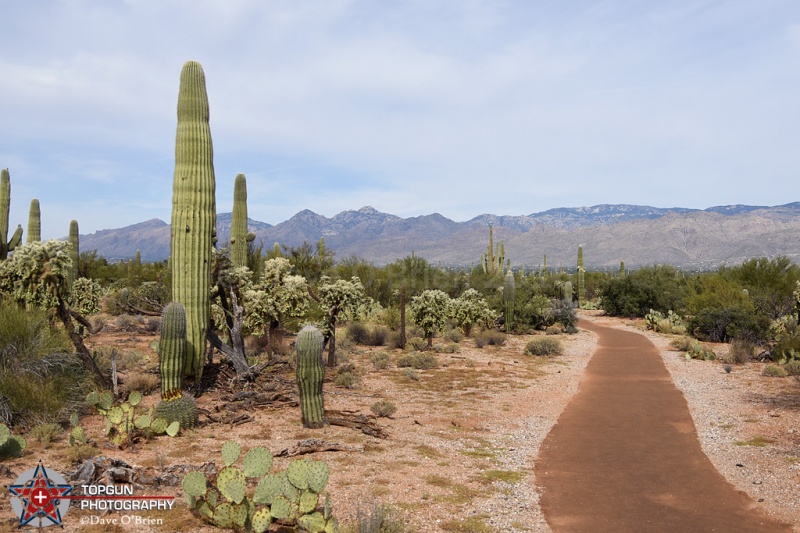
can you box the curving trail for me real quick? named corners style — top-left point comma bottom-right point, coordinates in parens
top-left (535, 319), bottom-right (791, 533)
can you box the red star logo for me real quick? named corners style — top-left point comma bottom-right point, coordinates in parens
top-left (9, 463), bottom-right (72, 526)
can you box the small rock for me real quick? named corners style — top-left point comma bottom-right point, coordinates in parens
top-left (753, 481), bottom-right (763, 485)
top-left (736, 463), bottom-right (744, 468)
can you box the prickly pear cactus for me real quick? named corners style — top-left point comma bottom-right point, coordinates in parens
top-left (296, 325), bottom-right (327, 428)
top-left (0, 423), bottom-right (26, 459)
top-left (182, 442), bottom-right (338, 532)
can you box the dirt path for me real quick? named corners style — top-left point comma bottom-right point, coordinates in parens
top-left (535, 319), bottom-right (792, 533)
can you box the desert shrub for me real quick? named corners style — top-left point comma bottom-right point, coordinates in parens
top-left (670, 336), bottom-right (694, 351)
top-left (144, 316), bottom-right (160, 332)
top-left (783, 360), bottom-right (800, 376)
top-left (346, 322), bottom-right (370, 345)
top-left (387, 331), bottom-right (404, 349)
top-left (29, 422), bottom-right (63, 448)
top-left (433, 343), bottom-right (460, 354)
top-left (524, 337), bottom-right (563, 356)
top-left (346, 502), bottom-right (410, 533)
top-left (366, 325), bottom-right (390, 347)
top-left (474, 334), bottom-right (487, 348)
top-left (91, 347), bottom-right (144, 372)
top-left (549, 298), bottom-right (578, 331)
top-left (727, 339), bottom-right (753, 364)
top-left (483, 330), bottom-right (507, 346)
top-left (115, 314), bottom-right (139, 331)
top-left (600, 265), bottom-right (686, 318)
top-left (370, 352), bottom-right (392, 370)
top-left (401, 368), bottom-right (420, 381)
top-left (762, 364), bottom-right (788, 377)
top-left (720, 256), bottom-right (800, 320)
top-left (396, 353), bottom-right (438, 370)
top-left (545, 323), bottom-right (565, 335)
top-left (0, 301), bottom-right (87, 426)
top-left (443, 328), bottom-right (464, 343)
top-left (406, 337), bottom-right (428, 351)
top-left (370, 400), bottom-right (397, 418)
top-left (686, 274), bottom-right (770, 343)
top-left (335, 371), bottom-right (361, 389)
top-left (124, 372), bottom-right (160, 394)
top-left (772, 321), bottom-right (800, 364)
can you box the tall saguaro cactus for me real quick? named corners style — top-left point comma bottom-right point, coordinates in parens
top-left (577, 245), bottom-right (586, 308)
top-left (482, 224), bottom-right (505, 276)
top-left (170, 60), bottom-right (216, 382)
top-left (503, 270), bottom-right (516, 332)
top-left (0, 169), bottom-right (23, 260)
top-left (230, 173), bottom-right (254, 268)
top-left (296, 325), bottom-right (327, 428)
top-left (67, 220), bottom-right (79, 289)
top-left (26, 199), bottom-right (41, 244)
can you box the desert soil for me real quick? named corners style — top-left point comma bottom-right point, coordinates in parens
top-left (0, 311), bottom-right (798, 532)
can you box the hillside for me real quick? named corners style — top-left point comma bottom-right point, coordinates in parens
top-left (77, 203), bottom-right (800, 269)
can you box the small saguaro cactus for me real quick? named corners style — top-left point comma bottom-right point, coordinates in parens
top-left (503, 270), bottom-right (516, 332)
top-left (562, 280), bottom-right (573, 302)
top-left (170, 60), bottom-right (216, 383)
top-left (26, 199), bottom-right (41, 244)
top-left (577, 245), bottom-right (585, 308)
top-left (67, 220), bottom-right (79, 289)
top-left (296, 325), bottom-right (327, 429)
top-left (619, 261), bottom-right (625, 278)
top-left (230, 173), bottom-right (255, 268)
top-left (0, 168), bottom-right (23, 260)
top-left (154, 302), bottom-right (198, 428)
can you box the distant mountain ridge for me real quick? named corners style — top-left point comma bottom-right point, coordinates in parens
top-left (78, 203), bottom-right (800, 269)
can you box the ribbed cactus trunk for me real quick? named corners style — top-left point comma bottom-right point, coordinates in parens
top-left (503, 270), bottom-right (516, 333)
top-left (577, 245), bottom-right (585, 308)
top-left (26, 199), bottom-right (40, 244)
top-left (619, 261), bottom-right (625, 278)
top-left (0, 169), bottom-right (22, 260)
top-left (159, 302), bottom-right (187, 399)
top-left (67, 220), bottom-right (79, 289)
top-left (296, 326), bottom-right (327, 428)
top-left (230, 173), bottom-right (249, 268)
top-left (562, 280), bottom-right (573, 302)
top-left (170, 60), bottom-right (216, 382)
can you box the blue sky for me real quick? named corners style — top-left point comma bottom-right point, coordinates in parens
top-left (1, 0), bottom-right (799, 240)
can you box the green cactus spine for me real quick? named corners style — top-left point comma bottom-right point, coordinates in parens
top-left (26, 198), bottom-right (40, 244)
top-left (296, 325), bottom-right (327, 429)
top-left (67, 220), bottom-right (79, 289)
top-left (230, 173), bottom-right (250, 268)
top-left (577, 245), bottom-right (585, 308)
top-left (503, 270), bottom-right (516, 332)
top-left (170, 60), bottom-right (216, 381)
top-left (0, 169), bottom-right (22, 260)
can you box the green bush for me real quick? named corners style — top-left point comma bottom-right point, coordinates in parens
top-left (401, 368), bottom-right (420, 381)
top-left (600, 265), bottom-right (686, 318)
top-left (762, 364), bottom-right (788, 377)
top-left (670, 336), bottom-right (694, 352)
top-left (334, 371), bottom-right (361, 389)
top-left (370, 351), bottom-right (392, 370)
top-left (475, 330), bottom-right (506, 347)
top-left (783, 360), bottom-right (800, 376)
top-left (433, 343), bottom-right (460, 354)
top-left (345, 502), bottom-right (410, 533)
top-left (396, 353), bottom-right (438, 370)
top-left (346, 322), bottom-right (370, 345)
top-left (524, 337), bottom-right (563, 356)
top-left (370, 400), bottom-right (397, 418)
top-left (0, 300), bottom-right (87, 426)
top-left (727, 339), bottom-right (753, 364)
top-left (366, 325), bottom-right (390, 347)
top-left (29, 422), bottom-right (63, 448)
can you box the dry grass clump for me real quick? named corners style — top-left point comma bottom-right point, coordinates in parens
top-left (370, 400), bottom-right (397, 418)
top-left (762, 364), bottom-right (788, 378)
top-left (369, 351), bottom-right (392, 370)
top-left (474, 330), bottom-right (506, 348)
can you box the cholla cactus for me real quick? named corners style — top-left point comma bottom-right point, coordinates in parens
top-left (170, 60), bottom-right (216, 382)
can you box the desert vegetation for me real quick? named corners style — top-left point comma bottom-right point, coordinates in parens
top-left (1, 60), bottom-right (798, 532)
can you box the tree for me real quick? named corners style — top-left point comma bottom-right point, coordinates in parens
top-left (243, 257), bottom-right (310, 345)
top-left (410, 289), bottom-right (451, 349)
top-left (313, 276), bottom-right (367, 367)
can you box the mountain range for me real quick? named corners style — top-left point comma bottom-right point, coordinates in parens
top-left (78, 203), bottom-right (800, 270)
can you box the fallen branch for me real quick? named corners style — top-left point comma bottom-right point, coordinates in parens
top-left (326, 409), bottom-right (389, 439)
top-left (275, 438), bottom-right (363, 457)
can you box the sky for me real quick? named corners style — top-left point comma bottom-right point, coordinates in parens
top-left (1, 0), bottom-right (800, 240)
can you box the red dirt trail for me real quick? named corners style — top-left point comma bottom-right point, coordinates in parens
top-left (535, 319), bottom-right (791, 533)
